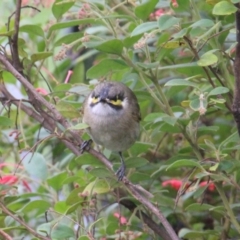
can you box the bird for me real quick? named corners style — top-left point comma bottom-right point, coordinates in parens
top-left (81, 81), bottom-right (141, 181)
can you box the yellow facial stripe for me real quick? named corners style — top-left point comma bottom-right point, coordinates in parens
top-left (108, 99), bottom-right (122, 106)
top-left (91, 97), bottom-right (99, 104)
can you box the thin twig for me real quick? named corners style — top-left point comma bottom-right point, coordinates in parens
top-left (10, 0), bottom-right (22, 71)
top-left (0, 201), bottom-right (51, 240)
top-left (183, 36), bottom-right (216, 88)
top-left (0, 81), bottom-right (178, 239)
top-left (125, 180), bottom-right (179, 240)
top-left (232, 3), bottom-right (240, 135)
top-left (0, 51), bottom-right (179, 240)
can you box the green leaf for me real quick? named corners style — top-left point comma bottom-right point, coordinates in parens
top-left (166, 159), bottom-right (203, 171)
top-left (20, 25), bottom-right (44, 38)
top-left (208, 86), bottom-right (229, 96)
top-left (123, 34), bottom-right (142, 48)
top-left (23, 152), bottom-right (48, 180)
top-left (144, 112), bottom-right (168, 122)
top-left (125, 157), bottom-right (148, 168)
top-left (189, 98), bottom-right (207, 111)
top-left (75, 154), bottom-right (104, 167)
top-left (68, 123), bottom-right (89, 130)
top-left (218, 160), bottom-right (235, 172)
top-left (89, 168), bottom-right (112, 178)
top-left (87, 59), bottom-right (128, 78)
top-left (172, 28), bottom-right (189, 39)
top-left (209, 163), bottom-right (219, 171)
top-left (185, 203), bottom-right (214, 212)
top-left (66, 188), bottom-right (84, 205)
top-left (204, 139), bottom-right (216, 150)
top-left (164, 79), bottom-right (198, 88)
top-left (95, 39), bottom-right (124, 55)
top-left (54, 201), bottom-right (68, 214)
top-left (52, 0), bottom-right (75, 19)
top-left (138, 62), bottom-right (198, 70)
top-left (49, 19), bottom-right (102, 33)
top-left (47, 172), bottom-right (68, 191)
top-left (190, 19), bottom-right (214, 28)
top-left (51, 224), bottom-right (75, 239)
top-left (212, 1), bottom-right (237, 15)
top-left (55, 32), bottom-right (83, 46)
top-left (198, 126), bottom-right (219, 133)
top-left (37, 222), bottom-right (51, 235)
top-left (0, 116), bottom-right (13, 127)
top-left (219, 131), bottom-right (239, 149)
top-left (197, 52), bottom-right (218, 66)
top-left (78, 236), bottom-right (90, 240)
top-left (131, 22), bottom-right (158, 36)
top-left (31, 52), bottom-right (53, 62)
top-left (20, 200), bottom-right (51, 215)
top-left (179, 228), bottom-right (218, 238)
top-left (56, 101), bottom-right (80, 119)
top-left (0, 30), bottom-right (15, 37)
top-left (135, 0), bottom-right (159, 20)
top-left (162, 115), bottom-right (177, 126)
top-left (83, 179), bottom-right (111, 194)
top-left (144, 112), bottom-right (177, 125)
top-left (158, 15), bottom-right (180, 31)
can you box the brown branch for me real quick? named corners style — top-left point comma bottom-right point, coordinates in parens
top-left (184, 36), bottom-right (232, 112)
top-left (120, 198), bottom-right (172, 240)
top-left (0, 53), bottom-right (81, 145)
top-left (232, 3), bottom-right (240, 135)
top-left (0, 200), bottom-right (51, 240)
top-left (0, 85), bottom-right (54, 133)
top-left (183, 36), bottom-right (216, 87)
top-left (125, 181), bottom-right (179, 240)
top-left (11, 0), bottom-right (22, 72)
top-left (0, 54), bottom-right (179, 240)
top-left (0, 83), bottom-right (177, 239)
top-left (0, 229), bottom-right (12, 240)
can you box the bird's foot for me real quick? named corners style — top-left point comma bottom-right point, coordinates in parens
top-left (115, 164), bottom-right (126, 181)
top-left (80, 139), bottom-right (93, 153)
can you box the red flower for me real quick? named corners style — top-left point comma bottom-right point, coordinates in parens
top-left (162, 179), bottom-right (183, 190)
top-left (162, 179), bottom-right (215, 192)
top-left (22, 180), bottom-right (32, 192)
top-left (171, 0), bottom-right (179, 8)
top-left (0, 175), bottom-right (18, 185)
top-left (113, 212), bottom-right (127, 225)
top-left (199, 181), bottom-right (215, 191)
top-left (149, 9), bottom-right (165, 20)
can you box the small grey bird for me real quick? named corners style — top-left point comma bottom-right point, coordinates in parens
top-left (82, 81), bottom-right (141, 180)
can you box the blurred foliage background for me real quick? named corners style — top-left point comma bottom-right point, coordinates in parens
top-left (0, 0), bottom-right (240, 239)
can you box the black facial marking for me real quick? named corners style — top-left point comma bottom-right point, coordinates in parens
top-left (90, 83), bottom-right (125, 110)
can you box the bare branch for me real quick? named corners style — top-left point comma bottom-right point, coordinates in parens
top-left (0, 229), bottom-right (13, 240)
top-left (232, 3), bottom-right (240, 135)
top-left (119, 197), bottom-right (172, 240)
top-left (10, 0), bottom-right (22, 71)
top-left (0, 41), bottom-right (179, 240)
top-left (0, 200), bottom-right (51, 240)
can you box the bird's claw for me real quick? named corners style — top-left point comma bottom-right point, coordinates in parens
top-left (80, 139), bottom-right (93, 153)
top-left (115, 164), bottom-right (126, 181)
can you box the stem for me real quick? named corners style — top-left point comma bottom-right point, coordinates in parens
top-left (121, 53), bottom-right (166, 109)
top-left (216, 183), bottom-right (240, 234)
top-left (0, 201), bottom-right (51, 240)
